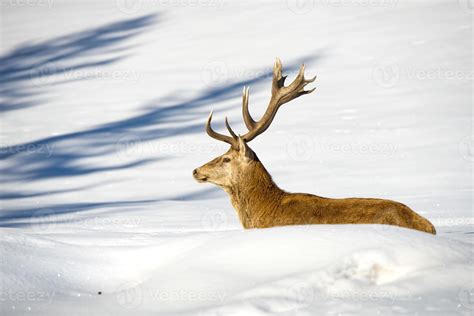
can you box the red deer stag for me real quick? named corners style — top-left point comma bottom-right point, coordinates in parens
top-left (193, 58), bottom-right (436, 234)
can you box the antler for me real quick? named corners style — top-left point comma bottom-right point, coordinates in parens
top-left (241, 58), bottom-right (316, 142)
top-left (205, 58), bottom-right (316, 147)
top-left (206, 111), bottom-right (239, 148)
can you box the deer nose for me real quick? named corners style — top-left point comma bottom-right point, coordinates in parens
top-left (192, 169), bottom-right (198, 176)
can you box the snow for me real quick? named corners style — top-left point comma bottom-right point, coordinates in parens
top-left (0, 0), bottom-right (472, 315)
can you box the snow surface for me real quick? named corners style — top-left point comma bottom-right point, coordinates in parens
top-left (0, 0), bottom-right (473, 315)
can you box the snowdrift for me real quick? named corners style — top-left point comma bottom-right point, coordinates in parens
top-left (1, 201), bottom-right (473, 315)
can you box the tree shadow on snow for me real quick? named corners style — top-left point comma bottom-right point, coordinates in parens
top-left (0, 55), bottom-right (322, 181)
top-left (0, 12), bottom-right (325, 224)
top-left (0, 13), bottom-right (158, 113)
top-left (0, 187), bottom-right (223, 227)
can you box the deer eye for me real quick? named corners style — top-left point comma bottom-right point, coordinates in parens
top-left (222, 157), bottom-right (231, 163)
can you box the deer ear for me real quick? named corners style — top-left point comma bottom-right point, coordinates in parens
top-left (237, 136), bottom-right (254, 160)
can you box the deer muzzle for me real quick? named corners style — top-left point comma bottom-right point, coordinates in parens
top-left (192, 168), bottom-right (208, 182)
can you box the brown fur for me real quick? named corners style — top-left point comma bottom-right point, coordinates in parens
top-left (193, 59), bottom-right (436, 234)
top-left (193, 143), bottom-right (436, 234)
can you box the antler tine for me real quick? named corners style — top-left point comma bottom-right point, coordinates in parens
top-left (242, 86), bottom-right (256, 130)
top-left (241, 58), bottom-right (316, 142)
top-left (286, 64), bottom-right (316, 93)
top-left (225, 117), bottom-right (238, 139)
top-left (206, 111), bottom-right (238, 148)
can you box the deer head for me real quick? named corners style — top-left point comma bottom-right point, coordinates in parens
top-left (193, 58), bottom-right (316, 191)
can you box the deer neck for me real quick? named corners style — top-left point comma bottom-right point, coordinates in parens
top-left (225, 160), bottom-right (284, 228)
